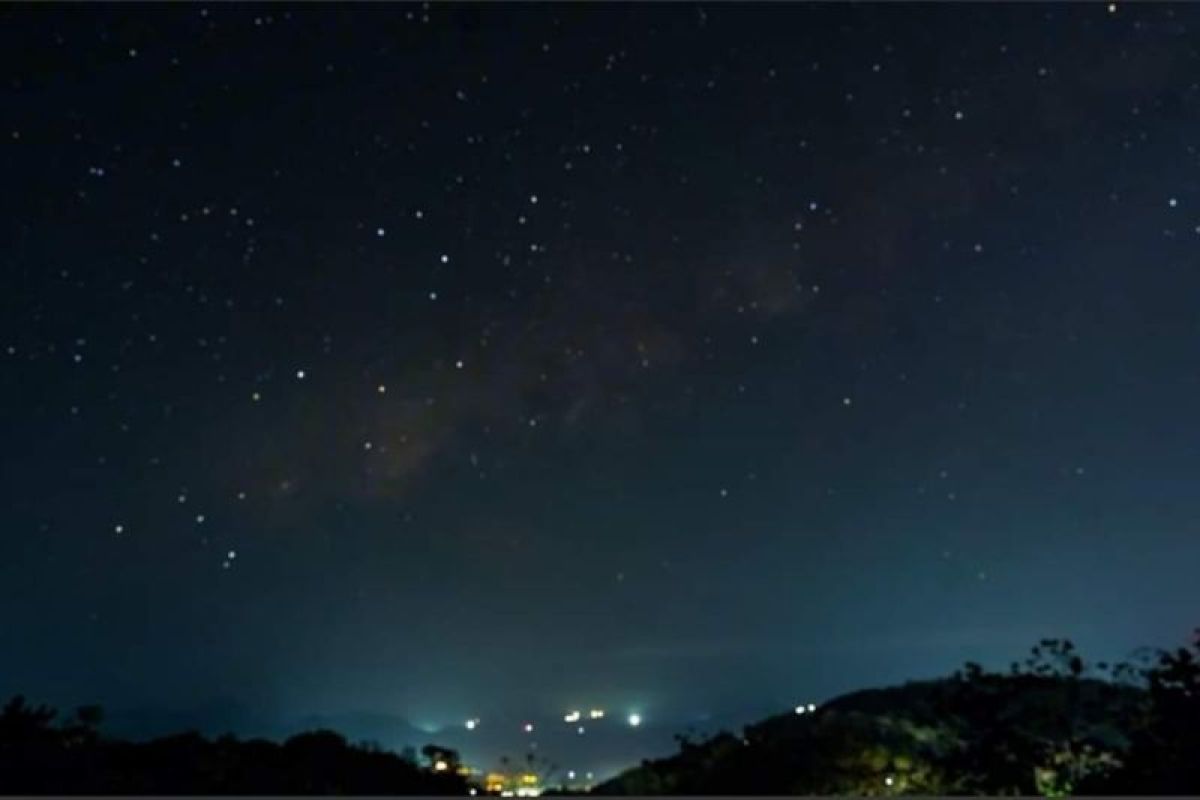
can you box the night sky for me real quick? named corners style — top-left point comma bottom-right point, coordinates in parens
top-left (3, 0), bottom-right (1200, 778)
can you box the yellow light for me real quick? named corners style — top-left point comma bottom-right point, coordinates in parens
top-left (434, 760), bottom-right (449, 772)
top-left (589, 708), bottom-right (605, 719)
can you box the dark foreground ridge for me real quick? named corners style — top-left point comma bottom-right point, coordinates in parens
top-left (3, 632), bottom-right (1200, 795)
top-left (592, 633), bottom-right (1200, 796)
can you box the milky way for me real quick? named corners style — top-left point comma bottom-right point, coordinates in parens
top-left (3, 0), bottom-right (1200, 777)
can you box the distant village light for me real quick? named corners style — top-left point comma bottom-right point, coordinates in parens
top-left (627, 713), bottom-right (642, 727)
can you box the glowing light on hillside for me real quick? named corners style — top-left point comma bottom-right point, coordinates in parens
top-left (627, 713), bottom-right (642, 727)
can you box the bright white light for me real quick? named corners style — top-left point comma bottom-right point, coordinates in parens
top-left (807, 703), bottom-right (816, 712)
top-left (567, 771), bottom-right (576, 780)
top-left (465, 719), bottom-right (477, 730)
top-left (376, 227), bottom-right (386, 237)
top-left (589, 709), bottom-right (605, 719)
top-left (627, 713), bottom-right (642, 727)
top-left (523, 723), bottom-right (534, 733)
top-left (469, 790), bottom-right (478, 796)
top-left (296, 369), bottom-right (306, 380)
top-left (577, 725), bottom-right (585, 735)
top-left (434, 760), bottom-right (448, 772)
top-left (377, 384), bottom-right (387, 394)
top-left (563, 711), bottom-right (581, 723)
top-left (440, 254), bottom-right (450, 264)
top-left (885, 776), bottom-right (895, 787)
top-left (227, 550), bottom-right (237, 560)
top-left (795, 705), bottom-right (807, 715)
top-left (114, 524), bottom-right (124, 534)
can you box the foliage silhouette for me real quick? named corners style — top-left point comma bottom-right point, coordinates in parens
top-left (0, 696), bottom-right (468, 794)
top-left (5, 631), bottom-right (1200, 794)
top-left (596, 631), bottom-right (1200, 796)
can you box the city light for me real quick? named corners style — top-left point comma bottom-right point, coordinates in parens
top-left (434, 760), bottom-right (449, 772)
top-left (563, 710), bottom-right (581, 723)
top-left (808, 703), bottom-right (817, 712)
top-left (588, 708), bottom-right (605, 719)
top-left (627, 713), bottom-right (642, 727)
top-left (465, 718), bottom-right (478, 730)
top-left (795, 705), bottom-right (807, 715)
top-left (577, 725), bottom-right (586, 735)
top-left (567, 771), bottom-right (576, 780)
top-left (523, 722), bottom-right (534, 733)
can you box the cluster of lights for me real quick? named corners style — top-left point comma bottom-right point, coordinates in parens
top-left (565, 707), bottom-right (612, 723)
top-left (794, 702), bottom-right (818, 715)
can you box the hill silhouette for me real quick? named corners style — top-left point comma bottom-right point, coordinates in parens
top-left (3, 633), bottom-right (1199, 794)
top-left (0, 698), bottom-right (469, 794)
top-left (594, 635), bottom-right (1200, 795)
